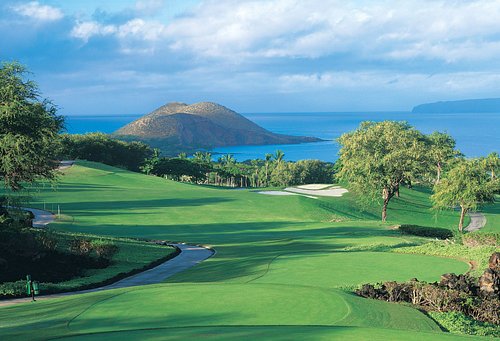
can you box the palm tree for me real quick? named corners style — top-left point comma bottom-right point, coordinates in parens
top-left (274, 150), bottom-right (285, 164)
top-left (265, 153), bottom-right (273, 186)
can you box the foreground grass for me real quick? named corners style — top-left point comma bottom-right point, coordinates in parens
top-left (0, 161), bottom-right (497, 340)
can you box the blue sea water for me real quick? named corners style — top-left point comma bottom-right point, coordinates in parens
top-left (65, 112), bottom-right (500, 162)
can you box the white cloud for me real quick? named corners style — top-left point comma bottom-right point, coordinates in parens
top-left (71, 21), bottom-right (117, 43)
top-left (162, 0), bottom-right (500, 63)
top-left (12, 1), bottom-right (63, 22)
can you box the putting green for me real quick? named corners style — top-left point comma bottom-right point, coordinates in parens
top-left (251, 251), bottom-right (469, 287)
top-left (54, 326), bottom-right (485, 340)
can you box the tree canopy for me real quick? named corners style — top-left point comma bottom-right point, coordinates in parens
top-left (0, 62), bottom-right (64, 192)
top-left (432, 159), bottom-right (498, 232)
top-left (337, 121), bottom-right (427, 222)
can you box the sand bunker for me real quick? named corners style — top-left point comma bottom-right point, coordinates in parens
top-left (258, 191), bottom-right (318, 199)
top-left (296, 184), bottom-right (333, 190)
top-left (284, 186), bottom-right (348, 197)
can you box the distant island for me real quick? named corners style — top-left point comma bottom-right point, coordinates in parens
top-left (412, 98), bottom-right (500, 113)
top-left (113, 102), bottom-right (321, 155)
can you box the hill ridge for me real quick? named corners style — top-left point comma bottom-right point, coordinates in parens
top-left (114, 101), bottom-right (321, 155)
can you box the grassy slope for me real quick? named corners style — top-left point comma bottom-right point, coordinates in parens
top-left (0, 161), bottom-right (496, 340)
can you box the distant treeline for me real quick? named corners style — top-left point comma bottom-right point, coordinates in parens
top-left (143, 150), bottom-right (335, 188)
top-left (58, 133), bottom-right (152, 172)
top-left (57, 133), bottom-right (335, 187)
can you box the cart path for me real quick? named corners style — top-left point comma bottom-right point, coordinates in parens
top-left (465, 212), bottom-right (487, 232)
top-left (0, 208), bottom-right (214, 307)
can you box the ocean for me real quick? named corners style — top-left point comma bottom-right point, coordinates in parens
top-left (65, 112), bottom-right (500, 162)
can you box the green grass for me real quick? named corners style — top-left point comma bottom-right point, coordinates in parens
top-left (0, 161), bottom-right (497, 340)
top-left (482, 197), bottom-right (500, 233)
top-left (43, 234), bottom-right (176, 293)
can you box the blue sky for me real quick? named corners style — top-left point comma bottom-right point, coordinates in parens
top-left (2, 0), bottom-right (500, 115)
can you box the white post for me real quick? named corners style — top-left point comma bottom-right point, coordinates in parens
top-left (57, 205), bottom-right (60, 218)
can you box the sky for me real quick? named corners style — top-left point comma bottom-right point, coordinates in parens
top-left (2, 0), bottom-right (500, 115)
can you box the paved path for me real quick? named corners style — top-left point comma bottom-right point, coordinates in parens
top-left (465, 212), bottom-right (487, 232)
top-left (0, 208), bottom-right (214, 307)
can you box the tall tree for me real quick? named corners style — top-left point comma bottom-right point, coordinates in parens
top-left (0, 62), bottom-right (64, 197)
top-left (432, 159), bottom-right (498, 232)
top-left (426, 131), bottom-right (459, 184)
top-left (273, 150), bottom-right (285, 164)
top-left (337, 121), bottom-right (427, 222)
top-left (483, 152), bottom-right (499, 180)
top-left (264, 153), bottom-right (272, 186)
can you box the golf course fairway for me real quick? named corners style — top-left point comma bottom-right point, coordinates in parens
top-left (0, 161), bottom-right (495, 340)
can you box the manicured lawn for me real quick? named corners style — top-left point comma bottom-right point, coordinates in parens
top-left (1, 161), bottom-right (497, 340)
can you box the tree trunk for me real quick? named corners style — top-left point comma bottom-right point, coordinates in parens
top-left (381, 187), bottom-right (392, 222)
top-left (458, 205), bottom-right (467, 233)
top-left (437, 163), bottom-right (441, 184)
top-left (395, 183), bottom-right (400, 198)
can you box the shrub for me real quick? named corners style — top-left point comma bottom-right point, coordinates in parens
top-left (36, 230), bottom-right (58, 251)
top-left (463, 232), bottom-right (500, 247)
top-left (91, 239), bottom-right (119, 260)
top-left (69, 238), bottom-right (92, 256)
top-left (0, 280), bottom-right (26, 298)
top-left (398, 224), bottom-right (453, 239)
top-left (429, 311), bottom-right (500, 337)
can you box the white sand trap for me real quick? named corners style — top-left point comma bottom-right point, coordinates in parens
top-left (258, 191), bottom-right (317, 199)
top-left (296, 184), bottom-right (334, 190)
top-left (284, 186), bottom-right (348, 197)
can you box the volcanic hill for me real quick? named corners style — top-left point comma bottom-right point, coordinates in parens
top-left (114, 102), bottom-right (321, 154)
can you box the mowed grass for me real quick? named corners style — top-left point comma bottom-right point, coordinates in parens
top-left (1, 161), bottom-right (496, 340)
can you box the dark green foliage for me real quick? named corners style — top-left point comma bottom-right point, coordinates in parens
top-left (58, 133), bottom-right (152, 171)
top-left (152, 157), bottom-right (211, 182)
top-left (0, 62), bottom-right (64, 191)
top-left (429, 311), bottom-right (500, 337)
top-left (399, 224), bottom-right (453, 239)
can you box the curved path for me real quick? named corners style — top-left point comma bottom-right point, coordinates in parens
top-left (465, 212), bottom-right (487, 232)
top-left (0, 208), bottom-right (214, 307)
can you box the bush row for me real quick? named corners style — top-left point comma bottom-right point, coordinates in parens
top-left (398, 224), bottom-right (453, 239)
top-left (357, 275), bottom-right (500, 325)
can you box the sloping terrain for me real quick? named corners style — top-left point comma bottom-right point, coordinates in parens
top-left (114, 102), bottom-right (320, 153)
top-left (0, 162), bottom-right (494, 340)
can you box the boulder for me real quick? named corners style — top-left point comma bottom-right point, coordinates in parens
top-left (478, 252), bottom-right (500, 298)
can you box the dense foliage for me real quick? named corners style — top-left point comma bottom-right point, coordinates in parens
top-left (432, 158), bottom-right (499, 231)
top-left (58, 133), bottom-right (152, 171)
top-left (337, 121), bottom-right (429, 221)
top-left (0, 62), bottom-right (64, 193)
top-left (144, 150), bottom-right (335, 187)
top-left (398, 224), bottom-right (453, 239)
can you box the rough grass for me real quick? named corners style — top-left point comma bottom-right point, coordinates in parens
top-left (429, 311), bottom-right (500, 338)
top-left (0, 161), bottom-right (497, 340)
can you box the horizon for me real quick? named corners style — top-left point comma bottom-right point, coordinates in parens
top-left (3, 1), bottom-right (500, 116)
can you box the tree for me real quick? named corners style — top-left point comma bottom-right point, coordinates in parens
top-left (141, 148), bottom-right (161, 175)
top-left (337, 121), bottom-right (427, 222)
top-left (273, 150), bottom-right (285, 164)
top-left (264, 153), bottom-right (272, 186)
top-left (426, 131), bottom-right (460, 184)
top-left (0, 62), bottom-right (64, 196)
top-left (432, 159), bottom-right (498, 232)
top-left (483, 152), bottom-right (499, 180)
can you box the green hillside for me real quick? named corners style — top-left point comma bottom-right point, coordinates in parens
top-left (0, 161), bottom-right (496, 340)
